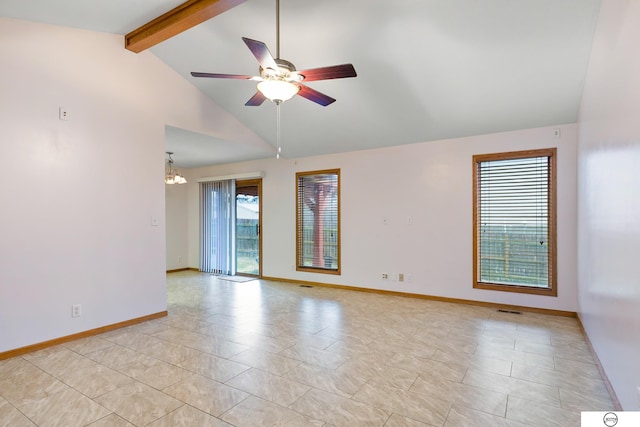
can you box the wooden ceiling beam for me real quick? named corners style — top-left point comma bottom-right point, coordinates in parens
top-left (125, 0), bottom-right (246, 53)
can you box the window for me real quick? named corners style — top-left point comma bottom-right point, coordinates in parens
top-left (296, 169), bottom-right (340, 274)
top-left (473, 148), bottom-right (557, 296)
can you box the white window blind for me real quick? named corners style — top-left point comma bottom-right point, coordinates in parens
top-left (473, 149), bottom-right (556, 295)
top-left (200, 180), bottom-right (236, 275)
top-left (296, 170), bottom-right (340, 274)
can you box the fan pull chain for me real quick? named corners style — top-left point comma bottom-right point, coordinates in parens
top-left (276, 101), bottom-right (282, 159)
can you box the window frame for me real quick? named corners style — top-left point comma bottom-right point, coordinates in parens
top-left (472, 148), bottom-right (557, 296)
top-left (296, 169), bottom-right (341, 275)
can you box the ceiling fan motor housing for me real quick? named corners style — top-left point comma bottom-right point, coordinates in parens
top-left (261, 58), bottom-right (303, 82)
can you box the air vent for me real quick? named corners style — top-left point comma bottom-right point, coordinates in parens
top-left (497, 309), bottom-right (522, 315)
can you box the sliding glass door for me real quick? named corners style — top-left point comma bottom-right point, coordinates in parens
top-left (235, 179), bottom-right (261, 276)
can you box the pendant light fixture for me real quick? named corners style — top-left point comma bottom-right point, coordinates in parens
top-left (165, 152), bottom-right (187, 184)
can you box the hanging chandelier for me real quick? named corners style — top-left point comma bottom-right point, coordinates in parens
top-left (165, 152), bottom-right (187, 185)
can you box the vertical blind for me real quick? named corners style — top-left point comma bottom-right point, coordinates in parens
top-left (296, 170), bottom-right (340, 273)
top-left (475, 152), bottom-right (553, 288)
top-left (200, 180), bottom-right (236, 275)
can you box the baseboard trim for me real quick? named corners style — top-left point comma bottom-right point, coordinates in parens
top-left (261, 276), bottom-right (576, 318)
top-left (0, 311), bottom-right (168, 361)
top-left (576, 314), bottom-right (623, 410)
top-left (167, 267), bottom-right (199, 273)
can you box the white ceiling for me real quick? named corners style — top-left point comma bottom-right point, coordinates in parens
top-left (0, 0), bottom-right (601, 168)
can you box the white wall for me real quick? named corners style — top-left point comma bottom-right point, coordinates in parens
top-left (180, 124), bottom-right (578, 312)
top-left (165, 182), bottom-right (189, 271)
top-left (577, 0), bottom-right (640, 410)
top-left (0, 18), bottom-right (261, 353)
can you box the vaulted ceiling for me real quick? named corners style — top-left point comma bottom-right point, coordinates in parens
top-left (0, 0), bottom-right (601, 167)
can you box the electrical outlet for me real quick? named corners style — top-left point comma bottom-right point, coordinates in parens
top-left (399, 273), bottom-right (405, 282)
top-left (382, 273), bottom-right (389, 279)
top-left (59, 107), bottom-right (70, 121)
top-left (406, 274), bottom-right (413, 283)
top-left (72, 304), bottom-right (81, 318)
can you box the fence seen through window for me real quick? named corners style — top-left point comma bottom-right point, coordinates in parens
top-left (296, 169), bottom-right (340, 274)
top-left (473, 148), bottom-right (557, 296)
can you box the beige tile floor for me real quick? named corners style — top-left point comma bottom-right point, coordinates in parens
top-left (0, 271), bottom-right (614, 426)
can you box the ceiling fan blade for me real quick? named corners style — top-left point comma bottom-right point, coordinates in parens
top-left (297, 84), bottom-right (336, 106)
top-left (245, 91), bottom-right (267, 106)
top-left (242, 37), bottom-right (279, 71)
top-left (298, 64), bottom-right (357, 82)
top-left (191, 72), bottom-right (253, 79)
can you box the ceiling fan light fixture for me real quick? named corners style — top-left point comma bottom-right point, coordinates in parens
top-left (257, 79), bottom-right (300, 103)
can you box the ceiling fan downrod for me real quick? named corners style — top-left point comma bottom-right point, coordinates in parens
top-left (275, 0), bottom-right (281, 59)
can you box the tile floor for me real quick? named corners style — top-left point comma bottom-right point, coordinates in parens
top-left (0, 271), bottom-right (614, 426)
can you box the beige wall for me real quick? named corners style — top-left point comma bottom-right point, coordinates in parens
top-left (165, 181), bottom-right (189, 271)
top-left (179, 124), bottom-right (578, 312)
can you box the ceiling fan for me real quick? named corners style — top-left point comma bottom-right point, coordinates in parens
top-left (190, 0), bottom-right (357, 107)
